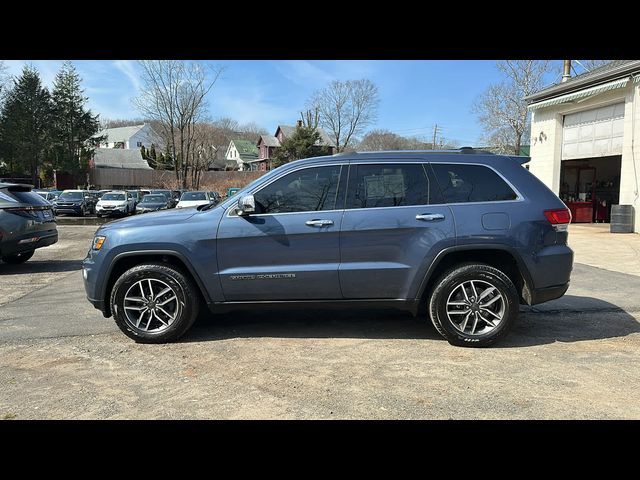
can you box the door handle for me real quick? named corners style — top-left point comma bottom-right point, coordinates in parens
top-left (416, 213), bottom-right (445, 221)
top-left (305, 219), bottom-right (334, 227)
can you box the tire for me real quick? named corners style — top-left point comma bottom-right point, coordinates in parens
top-left (2, 250), bottom-right (35, 264)
top-left (96, 213), bottom-right (102, 218)
top-left (427, 263), bottom-right (518, 348)
top-left (110, 263), bottom-right (200, 343)
top-left (81, 205), bottom-right (88, 217)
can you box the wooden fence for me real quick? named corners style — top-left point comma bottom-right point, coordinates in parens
top-left (90, 168), bottom-right (262, 190)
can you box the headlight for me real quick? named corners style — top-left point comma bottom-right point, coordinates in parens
top-left (92, 235), bottom-right (106, 250)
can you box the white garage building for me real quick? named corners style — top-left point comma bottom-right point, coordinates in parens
top-left (525, 60), bottom-right (640, 232)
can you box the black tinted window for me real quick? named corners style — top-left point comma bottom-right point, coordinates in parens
top-left (8, 190), bottom-right (51, 206)
top-left (347, 164), bottom-right (430, 209)
top-left (430, 164), bottom-right (517, 203)
top-left (254, 166), bottom-right (341, 214)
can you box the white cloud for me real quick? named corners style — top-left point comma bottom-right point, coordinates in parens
top-left (113, 60), bottom-right (141, 91)
top-left (276, 60), bottom-right (334, 87)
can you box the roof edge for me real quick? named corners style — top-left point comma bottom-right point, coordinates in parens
top-left (525, 60), bottom-right (640, 104)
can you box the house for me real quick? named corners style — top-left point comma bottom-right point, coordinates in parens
top-left (210, 143), bottom-right (238, 171)
top-left (252, 121), bottom-right (337, 171)
top-left (88, 148), bottom-right (153, 189)
top-left (225, 139), bottom-right (259, 171)
top-left (525, 60), bottom-right (640, 231)
top-left (96, 124), bottom-right (159, 150)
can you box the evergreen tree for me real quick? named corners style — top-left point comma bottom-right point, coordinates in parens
top-left (140, 145), bottom-right (147, 158)
top-left (0, 66), bottom-right (52, 185)
top-left (272, 123), bottom-right (330, 167)
top-left (50, 61), bottom-right (103, 173)
top-left (149, 144), bottom-right (157, 160)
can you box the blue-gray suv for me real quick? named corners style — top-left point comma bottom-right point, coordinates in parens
top-left (82, 149), bottom-right (573, 347)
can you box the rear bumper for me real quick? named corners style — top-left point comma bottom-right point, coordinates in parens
top-left (530, 282), bottom-right (569, 305)
top-left (1, 230), bottom-right (58, 256)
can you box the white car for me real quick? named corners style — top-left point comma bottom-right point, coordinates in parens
top-left (95, 191), bottom-right (136, 217)
top-left (176, 191), bottom-right (216, 209)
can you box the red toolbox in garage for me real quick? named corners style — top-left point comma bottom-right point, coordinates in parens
top-left (566, 201), bottom-right (593, 223)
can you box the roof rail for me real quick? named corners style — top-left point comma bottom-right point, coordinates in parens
top-left (344, 148), bottom-right (496, 155)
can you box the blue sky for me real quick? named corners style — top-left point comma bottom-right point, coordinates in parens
top-left (2, 60), bottom-right (564, 145)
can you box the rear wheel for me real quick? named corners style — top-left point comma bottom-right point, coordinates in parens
top-left (2, 250), bottom-right (35, 264)
top-left (428, 263), bottom-right (518, 347)
top-left (110, 263), bottom-right (200, 343)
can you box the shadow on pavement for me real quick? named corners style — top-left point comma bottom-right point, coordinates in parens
top-left (181, 295), bottom-right (640, 346)
top-left (0, 259), bottom-right (83, 275)
top-left (183, 308), bottom-right (441, 343)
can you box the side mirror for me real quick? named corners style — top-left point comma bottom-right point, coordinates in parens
top-left (237, 194), bottom-right (255, 216)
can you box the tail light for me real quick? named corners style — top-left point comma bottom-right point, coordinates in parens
top-left (3, 206), bottom-right (50, 219)
top-left (544, 208), bottom-right (571, 231)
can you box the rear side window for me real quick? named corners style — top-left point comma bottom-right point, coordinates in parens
top-left (4, 190), bottom-right (51, 206)
top-left (346, 164), bottom-right (431, 209)
top-left (430, 164), bottom-right (518, 203)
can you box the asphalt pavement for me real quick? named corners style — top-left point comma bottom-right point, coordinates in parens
top-left (0, 224), bottom-right (639, 419)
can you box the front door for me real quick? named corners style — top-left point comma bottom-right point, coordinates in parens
top-left (217, 164), bottom-right (345, 301)
top-left (339, 162), bottom-right (456, 299)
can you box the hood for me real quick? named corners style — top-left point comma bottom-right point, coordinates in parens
top-left (99, 207), bottom-right (198, 230)
top-left (98, 200), bottom-right (126, 206)
top-left (177, 200), bottom-right (209, 208)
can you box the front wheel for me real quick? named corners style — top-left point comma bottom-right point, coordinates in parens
top-left (2, 250), bottom-right (35, 264)
top-left (110, 263), bottom-right (200, 343)
top-left (428, 263), bottom-right (518, 347)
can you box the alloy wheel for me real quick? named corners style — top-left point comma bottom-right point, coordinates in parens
top-left (123, 278), bottom-right (180, 333)
top-left (445, 279), bottom-right (505, 336)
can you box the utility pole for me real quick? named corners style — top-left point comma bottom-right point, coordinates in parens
top-left (432, 124), bottom-right (442, 149)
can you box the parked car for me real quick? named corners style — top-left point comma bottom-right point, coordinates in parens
top-left (134, 194), bottom-right (172, 213)
top-left (95, 189), bottom-right (112, 199)
top-left (127, 190), bottom-right (142, 205)
top-left (53, 189), bottom-right (97, 216)
top-left (83, 149), bottom-right (573, 346)
top-left (33, 190), bottom-right (58, 203)
top-left (0, 182), bottom-right (58, 264)
top-left (227, 187), bottom-right (241, 197)
top-left (209, 191), bottom-right (221, 204)
top-left (149, 189), bottom-right (177, 208)
top-left (176, 191), bottom-right (217, 209)
top-left (95, 191), bottom-right (136, 217)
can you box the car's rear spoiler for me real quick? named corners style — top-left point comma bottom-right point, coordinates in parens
top-left (507, 156), bottom-right (530, 165)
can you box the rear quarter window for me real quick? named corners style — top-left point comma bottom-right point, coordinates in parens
top-left (2, 190), bottom-right (51, 206)
top-left (430, 164), bottom-right (518, 203)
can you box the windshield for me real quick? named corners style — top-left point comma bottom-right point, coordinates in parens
top-left (59, 191), bottom-right (84, 200)
top-left (181, 192), bottom-right (207, 201)
top-left (141, 195), bottom-right (166, 203)
top-left (101, 193), bottom-right (125, 201)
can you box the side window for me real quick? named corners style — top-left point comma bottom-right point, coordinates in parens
top-left (346, 163), bottom-right (430, 209)
top-left (430, 164), bottom-right (518, 203)
top-left (253, 165), bottom-right (342, 214)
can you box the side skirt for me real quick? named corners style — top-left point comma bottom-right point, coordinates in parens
top-left (207, 299), bottom-right (421, 316)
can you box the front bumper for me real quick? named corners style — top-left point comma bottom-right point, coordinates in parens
top-left (1, 230), bottom-right (58, 256)
top-left (54, 204), bottom-right (84, 215)
top-left (97, 207), bottom-right (126, 216)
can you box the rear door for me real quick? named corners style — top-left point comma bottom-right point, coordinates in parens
top-left (339, 161), bottom-right (456, 299)
top-left (217, 164), bottom-right (346, 301)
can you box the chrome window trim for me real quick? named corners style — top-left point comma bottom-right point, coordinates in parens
top-left (226, 159), bottom-right (524, 217)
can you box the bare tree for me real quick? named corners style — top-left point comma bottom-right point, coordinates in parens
top-left (472, 60), bottom-right (551, 155)
top-left (358, 129), bottom-right (408, 151)
top-left (133, 60), bottom-right (224, 188)
top-left (100, 117), bottom-right (147, 129)
top-left (308, 79), bottom-right (379, 152)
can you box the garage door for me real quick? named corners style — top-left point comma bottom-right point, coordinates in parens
top-left (562, 103), bottom-right (625, 160)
